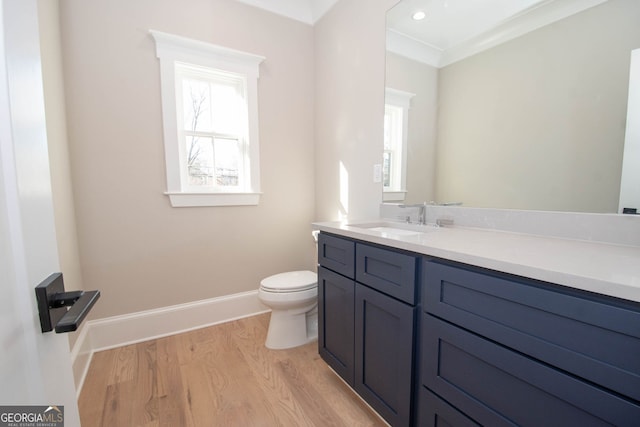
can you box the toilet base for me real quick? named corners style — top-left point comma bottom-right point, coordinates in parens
top-left (265, 308), bottom-right (318, 350)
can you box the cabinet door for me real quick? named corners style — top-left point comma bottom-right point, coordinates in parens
top-left (355, 283), bottom-right (415, 426)
top-left (416, 387), bottom-right (479, 427)
top-left (318, 266), bottom-right (355, 385)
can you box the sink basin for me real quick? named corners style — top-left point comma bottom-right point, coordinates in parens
top-left (346, 221), bottom-right (438, 237)
top-left (366, 226), bottom-right (422, 236)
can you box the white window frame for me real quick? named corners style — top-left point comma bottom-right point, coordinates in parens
top-left (383, 88), bottom-right (414, 202)
top-left (151, 30), bottom-right (264, 207)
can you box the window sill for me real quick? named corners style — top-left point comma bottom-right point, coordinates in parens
top-left (383, 190), bottom-right (407, 202)
top-left (165, 192), bottom-right (261, 207)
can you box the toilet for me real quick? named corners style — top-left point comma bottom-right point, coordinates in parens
top-left (258, 270), bottom-right (318, 349)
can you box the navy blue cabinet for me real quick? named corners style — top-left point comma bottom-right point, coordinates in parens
top-left (356, 243), bottom-right (419, 304)
top-left (422, 314), bottom-right (639, 426)
top-left (355, 283), bottom-right (415, 426)
top-left (318, 266), bottom-right (355, 385)
top-left (417, 388), bottom-right (478, 427)
top-left (319, 233), bottom-right (640, 426)
top-left (419, 259), bottom-right (640, 426)
top-left (318, 233), bottom-right (420, 426)
top-left (317, 233), bottom-right (356, 385)
top-left (318, 232), bottom-right (355, 278)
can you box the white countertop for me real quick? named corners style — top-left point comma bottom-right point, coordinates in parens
top-left (314, 220), bottom-right (640, 303)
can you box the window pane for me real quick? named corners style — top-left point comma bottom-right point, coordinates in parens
top-left (186, 136), bottom-right (214, 186)
top-left (213, 137), bottom-right (240, 186)
top-left (383, 151), bottom-right (391, 187)
top-left (183, 79), bottom-right (212, 132)
top-left (211, 81), bottom-right (245, 135)
top-left (384, 104), bottom-right (403, 151)
top-left (384, 110), bottom-right (392, 150)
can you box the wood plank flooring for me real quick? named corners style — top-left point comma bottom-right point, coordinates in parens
top-left (78, 313), bottom-right (387, 426)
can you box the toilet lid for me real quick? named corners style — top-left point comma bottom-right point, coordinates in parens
top-left (260, 270), bottom-right (317, 292)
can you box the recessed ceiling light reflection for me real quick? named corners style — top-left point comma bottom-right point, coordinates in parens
top-left (412, 11), bottom-right (426, 21)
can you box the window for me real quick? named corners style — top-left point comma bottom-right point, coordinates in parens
top-left (383, 103), bottom-right (403, 189)
top-left (383, 88), bottom-right (414, 202)
top-left (151, 30), bottom-right (264, 207)
top-left (178, 64), bottom-right (246, 190)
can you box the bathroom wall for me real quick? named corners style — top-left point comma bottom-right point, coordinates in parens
top-left (314, 0), bottom-right (398, 222)
top-left (385, 52), bottom-right (438, 204)
top-left (59, 0), bottom-right (316, 319)
top-left (436, 0), bottom-right (640, 212)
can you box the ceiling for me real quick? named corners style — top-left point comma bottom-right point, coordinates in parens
top-left (386, 0), bottom-right (608, 68)
top-left (386, 0), bottom-right (547, 51)
top-left (233, 0), bottom-right (608, 66)
top-left (234, 0), bottom-right (340, 25)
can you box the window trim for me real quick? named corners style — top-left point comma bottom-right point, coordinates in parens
top-left (150, 30), bottom-right (265, 207)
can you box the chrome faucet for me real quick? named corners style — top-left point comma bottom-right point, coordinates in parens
top-left (399, 202), bottom-right (427, 225)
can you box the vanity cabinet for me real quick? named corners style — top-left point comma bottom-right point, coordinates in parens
top-left (419, 259), bottom-right (640, 426)
top-left (319, 229), bottom-right (640, 426)
top-left (318, 233), bottom-right (356, 385)
top-left (354, 243), bottom-right (419, 426)
top-left (318, 232), bottom-right (420, 426)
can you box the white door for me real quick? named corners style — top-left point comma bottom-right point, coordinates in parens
top-left (0, 0), bottom-right (80, 425)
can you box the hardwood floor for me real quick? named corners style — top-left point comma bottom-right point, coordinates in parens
top-left (78, 313), bottom-right (387, 426)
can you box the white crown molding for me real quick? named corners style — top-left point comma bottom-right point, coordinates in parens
top-left (233, 0), bottom-right (339, 25)
top-left (386, 29), bottom-right (442, 68)
top-left (387, 0), bottom-right (607, 68)
top-left (309, 0), bottom-right (341, 23)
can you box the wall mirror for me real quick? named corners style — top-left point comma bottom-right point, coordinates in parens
top-left (384, 0), bottom-right (640, 214)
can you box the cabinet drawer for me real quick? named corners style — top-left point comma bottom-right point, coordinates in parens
top-left (318, 233), bottom-right (355, 278)
top-left (417, 387), bottom-right (479, 427)
top-left (424, 260), bottom-right (640, 402)
top-left (422, 314), bottom-right (640, 427)
top-left (356, 243), bottom-right (419, 304)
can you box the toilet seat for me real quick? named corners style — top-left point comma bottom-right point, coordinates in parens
top-left (260, 270), bottom-right (317, 293)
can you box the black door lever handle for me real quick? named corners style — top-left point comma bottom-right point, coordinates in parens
top-left (35, 273), bottom-right (101, 333)
top-left (54, 290), bottom-right (100, 333)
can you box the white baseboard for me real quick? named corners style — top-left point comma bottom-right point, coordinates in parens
top-left (70, 323), bottom-right (92, 396)
top-left (71, 290), bottom-right (268, 397)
